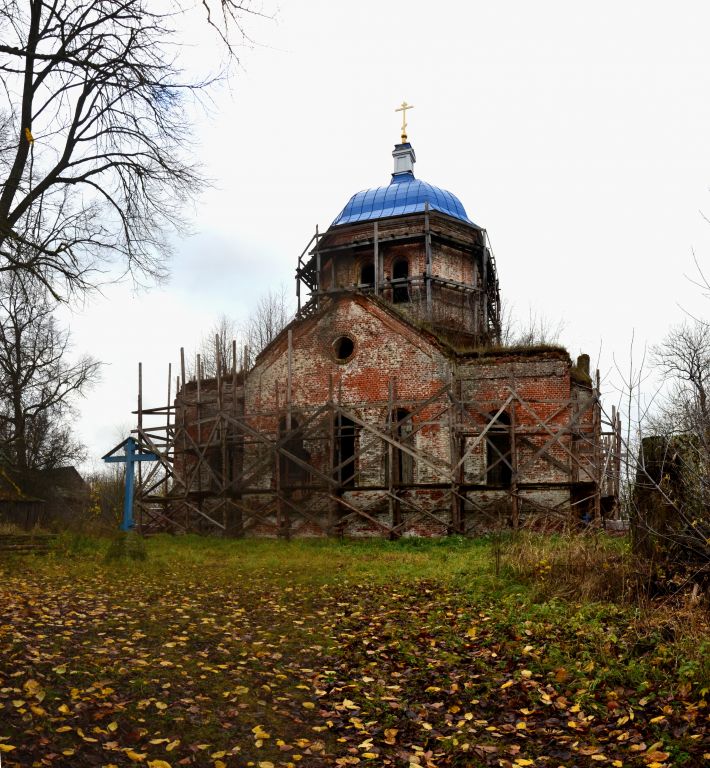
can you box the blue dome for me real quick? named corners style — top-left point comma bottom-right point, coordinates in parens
top-left (332, 172), bottom-right (475, 227)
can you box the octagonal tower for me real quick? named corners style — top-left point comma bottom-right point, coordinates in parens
top-left (296, 141), bottom-right (501, 347)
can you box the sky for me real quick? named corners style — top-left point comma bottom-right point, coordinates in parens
top-left (61, 0), bottom-right (710, 470)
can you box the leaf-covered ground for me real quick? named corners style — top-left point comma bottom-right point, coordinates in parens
top-left (0, 535), bottom-right (708, 767)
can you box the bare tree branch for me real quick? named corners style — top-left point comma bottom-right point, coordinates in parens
top-left (0, 271), bottom-right (100, 469)
top-left (0, 0), bottom-right (265, 297)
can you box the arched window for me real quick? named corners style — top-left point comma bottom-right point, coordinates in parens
top-left (486, 411), bottom-right (512, 487)
top-left (392, 259), bottom-right (409, 303)
top-left (360, 262), bottom-right (374, 288)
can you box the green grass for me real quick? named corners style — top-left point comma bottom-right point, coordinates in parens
top-left (0, 534), bottom-right (707, 767)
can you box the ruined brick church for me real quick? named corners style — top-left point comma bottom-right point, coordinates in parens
top-left (135, 125), bottom-right (620, 537)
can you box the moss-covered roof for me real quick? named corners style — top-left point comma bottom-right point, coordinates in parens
top-left (396, 315), bottom-right (571, 363)
top-left (253, 293), bottom-right (575, 369)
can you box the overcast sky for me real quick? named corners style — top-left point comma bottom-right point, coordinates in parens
top-left (63, 0), bottom-right (710, 470)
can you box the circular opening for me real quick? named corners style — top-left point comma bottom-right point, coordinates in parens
top-left (333, 335), bottom-right (355, 362)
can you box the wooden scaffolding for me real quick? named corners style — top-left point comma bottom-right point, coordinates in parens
top-left (132, 347), bottom-right (621, 538)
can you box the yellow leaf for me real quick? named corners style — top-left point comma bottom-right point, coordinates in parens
top-left (24, 679), bottom-right (44, 700)
top-left (148, 762), bottom-right (172, 768)
top-left (107, 721), bottom-right (119, 732)
top-left (155, 701), bottom-right (168, 710)
top-left (12, 699), bottom-right (25, 708)
top-left (302, 702), bottom-right (315, 709)
top-left (124, 749), bottom-right (147, 762)
top-left (0, 745), bottom-right (16, 753)
top-left (252, 725), bottom-right (270, 739)
top-left (358, 738), bottom-right (373, 749)
top-left (57, 704), bottom-right (70, 714)
top-left (384, 728), bottom-right (398, 745)
top-left (53, 664), bottom-right (67, 674)
top-left (554, 667), bottom-right (569, 682)
top-left (56, 726), bottom-right (72, 733)
top-left (514, 760), bottom-right (534, 766)
top-left (166, 740), bottom-right (180, 751)
top-left (258, 763), bottom-right (275, 768)
top-left (362, 753), bottom-right (378, 759)
top-left (214, 762), bottom-right (227, 768)
top-left (500, 680), bottom-right (514, 690)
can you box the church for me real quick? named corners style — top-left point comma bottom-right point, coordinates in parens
top-left (135, 111), bottom-right (621, 537)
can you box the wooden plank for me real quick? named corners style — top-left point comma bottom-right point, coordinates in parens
top-left (373, 221), bottom-right (379, 296)
top-left (329, 494), bottom-right (394, 535)
top-left (335, 405), bottom-right (450, 480)
top-left (452, 394), bottom-right (514, 473)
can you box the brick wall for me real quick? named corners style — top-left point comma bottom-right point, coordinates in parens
top-left (171, 295), bottom-right (598, 537)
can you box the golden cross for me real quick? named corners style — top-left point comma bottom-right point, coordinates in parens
top-left (395, 100), bottom-right (414, 142)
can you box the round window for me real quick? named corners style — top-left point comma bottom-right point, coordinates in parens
top-left (332, 335), bottom-right (355, 362)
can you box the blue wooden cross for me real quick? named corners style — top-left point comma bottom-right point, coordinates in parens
top-left (102, 437), bottom-right (159, 531)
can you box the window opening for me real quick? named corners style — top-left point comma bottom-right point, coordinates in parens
top-left (486, 411), bottom-right (512, 487)
top-left (385, 408), bottom-right (414, 485)
top-left (360, 262), bottom-right (374, 288)
top-left (333, 335), bottom-right (355, 362)
top-left (279, 417), bottom-right (310, 486)
top-left (392, 259), bottom-right (410, 303)
top-left (334, 414), bottom-right (356, 487)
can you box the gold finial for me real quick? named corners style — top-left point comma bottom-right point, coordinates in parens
top-left (395, 100), bottom-right (414, 142)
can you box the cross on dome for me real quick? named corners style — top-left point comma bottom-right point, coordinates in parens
top-left (395, 100), bottom-right (414, 142)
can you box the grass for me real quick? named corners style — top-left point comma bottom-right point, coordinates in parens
top-left (0, 533), bottom-right (707, 767)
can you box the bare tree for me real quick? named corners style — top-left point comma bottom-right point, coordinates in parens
top-left (625, 320), bottom-right (710, 574)
top-left (188, 287), bottom-right (291, 381)
top-left (0, 1), bottom-right (263, 297)
top-left (245, 285), bottom-right (291, 358)
top-left (499, 301), bottom-right (566, 347)
top-left (651, 321), bottom-right (710, 437)
top-left (0, 272), bottom-right (100, 469)
top-left (197, 313), bottom-right (241, 378)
